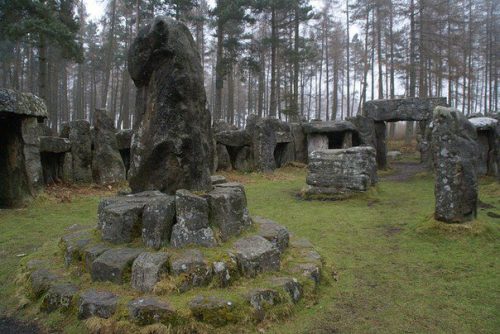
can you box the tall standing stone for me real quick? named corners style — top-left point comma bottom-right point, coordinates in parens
top-left (69, 120), bottom-right (92, 183)
top-left (92, 109), bottom-right (126, 184)
top-left (127, 17), bottom-right (213, 194)
top-left (431, 107), bottom-right (479, 223)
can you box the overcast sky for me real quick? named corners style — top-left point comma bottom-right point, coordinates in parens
top-left (84, 0), bottom-right (325, 22)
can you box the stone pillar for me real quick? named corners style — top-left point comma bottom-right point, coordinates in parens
top-left (374, 121), bottom-right (387, 169)
top-left (307, 134), bottom-right (329, 157)
top-left (342, 131), bottom-right (353, 148)
top-left (68, 120), bottom-right (92, 183)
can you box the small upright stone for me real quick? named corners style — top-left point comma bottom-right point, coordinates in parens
top-left (91, 248), bottom-right (143, 284)
top-left (131, 252), bottom-right (169, 293)
top-left (128, 297), bottom-right (177, 326)
top-left (59, 230), bottom-right (93, 266)
top-left (170, 249), bottom-right (212, 292)
top-left (142, 195), bottom-right (176, 249)
top-left (82, 244), bottom-right (110, 272)
top-left (41, 283), bottom-right (78, 312)
top-left (233, 236), bottom-right (281, 277)
top-left (189, 295), bottom-right (236, 327)
top-left (254, 217), bottom-right (289, 252)
top-left (78, 289), bottom-right (118, 319)
top-left (246, 288), bottom-right (280, 321)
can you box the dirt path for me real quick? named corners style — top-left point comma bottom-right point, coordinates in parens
top-left (381, 161), bottom-right (428, 182)
top-left (0, 317), bottom-right (41, 334)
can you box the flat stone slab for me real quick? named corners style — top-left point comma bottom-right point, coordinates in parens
top-left (364, 97), bottom-right (447, 121)
top-left (233, 236), bottom-right (281, 277)
top-left (214, 182), bottom-right (245, 191)
top-left (210, 175), bottom-right (227, 185)
top-left (131, 252), bottom-right (169, 293)
top-left (302, 120), bottom-right (357, 134)
top-left (269, 277), bottom-right (303, 303)
top-left (59, 230), bottom-right (93, 266)
top-left (254, 217), bottom-right (289, 252)
top-left (469, 117), bottom-right (498, 130)
top-left (39, 136), bottom-right (71, 153)
top-left (0, 88), bottom-right (48, 118)
top-left (189, 295), bottom-right (236, 327)
top-left (78, 289), bottom-right (118, 319)
top-left (91, 248), bottom-right (143, 284)
top-left (170, 249), bottom-right (212, 292)
top-left (41, 283), bottom-right (78, 312)
top-left (215, 129), bottom-right (251, 147)
top-left (29, 269), bottom-right (61, 298)
top-left (83, 243), bottom-right (110, 272)
top-left (128, 297), bottom-right (177, 325)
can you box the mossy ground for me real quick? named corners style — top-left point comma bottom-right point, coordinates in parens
top-left (0, 160), bottom-right (499, 333)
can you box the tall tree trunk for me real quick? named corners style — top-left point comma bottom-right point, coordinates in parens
top-left (101, 0), bottom-right (117, 109)
top-left (376, 5), bottom-right (383, 99)
top-left (346, 0), bottom-right (351, 118)
top-left (269, 6), bottom-right (278, 118)
top-left (214, 14), bottom-right (224, 122)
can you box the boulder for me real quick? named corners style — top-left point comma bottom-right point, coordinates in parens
top-left (91, 248), bottom-right (143, 284)
top-left (68, 120), bottom-right (92, 183)
top-left (29, 269), bottom-right (61, 298)
top-left (171, 190), bottom-right (216, 248)
top-left (215, 130), bottom-right (251, 147)
top-left (206, 185), bottom-right (252, 241)
top-left (99, 201), bottom-right (144, 244)
top-left (128, 297), bottom-right (177, 325)
top-left (269, 277), bottom-right (302, 303)
top-left (233, 236), bottom-right (281, 277)
top-left (170, 249), bottom-right (212, 292)
top-left (233, 146), bottom-right (254, 171)
top-left (347, 115), bottom-right (376, 147)
top-left (210, 175), bottom-right (227, 185)
top-left (82, 244), bottom-right (110, 272)
top-left (39, 136), bottom-right (71, 153)
top-left (431, 107), bottom-right (479, 223)
top-left (131, 252), bottom-right (169, 292)
top-left (216, 144), bottom-right (232, 171)
top-left (78, 289), bottom-right (118, 319)
top-left (254, 217), bottom-right (289, 252)
top-left (188, 295), bottom-right (236, 327)
top-left (142, 195), bottom-right (176, 249)
top-left (92, 109), bottom-right (126, 184)
top-left (128, 17), bottom-right (213, 194)
top-left (41, 283), bottom-right (78, 312)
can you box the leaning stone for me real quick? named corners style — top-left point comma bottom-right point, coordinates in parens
top-left (189, 295), bottom-right (236, 327)
top-left (29, 269), bottom-right (61, 298)
top-left (254, 217), bottom-right (289, 252)
top-left (59, 230), bottom-right (93, 267)
top-left (170, 250), bottom-right (212, 292)
top-left (210, 175), bottom-right (227, 185)
top-left (100, 201), bottom-right (144, 244)
top-left (142, 195), bottom-right (176, 249)
top-left (269, 277), bottom-right (303, 303)
top-left (291, 263), bottom-right (321, 286)
top-left (91, 248), bottom-right (143, 284)
top-left (82, 244), bottom-right (110, 272)
top-left (78, 289), bottom-right (118, 320)
top-left (233, 236), bottom-right (281, 277)
top-left (128, 297), bottom-right (177, 326)
top-left (207, 185), bottom-right (252, 241)
top-left (41, 283), bottom-right (78, 312)
top-left (131, 252), bottom-right (169, 293)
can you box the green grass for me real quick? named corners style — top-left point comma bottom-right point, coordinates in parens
top-left (0, 167), bottom-right (499, 333)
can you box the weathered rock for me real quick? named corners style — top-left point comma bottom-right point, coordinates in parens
top-left (254, 217), bottom-right (289, 252)
top-left (0, 88), bottom-right (48, 118)
top-left (170, 249), bottom-right (212, 292)
top-left (41, 283), bottom-right (78, 312)
top-left (83, 244), bottom-right (110, 272)
top-left (302, 120), bottom-right (357, 134)
top-left (431, 107), bottom-right (479, 223)
top-left (78, 289), bottom-right (118, 319)
top-left (92, 109), bottom-right (126, 184)
top-left (246, 288), bottom-right (280, 320)
top-left (128, 17), bottom-right (213, 194)
top-left (128, 297), bottom-right (177, 325)
top-left (469, 117), bottom-right (499, 177)
top-left (171, 190), bottom-right (216, 248)
top-left (59, 230), bottom-right (93, 267)
top-left (269, 277), bottom-right (302, 303)
top-left (62, 152), bottom-right (73, 182)
top-left (374, 121), bottom-right (387, 169)
top-left (347, 115), bottom-right (376, 147)
top-left (207, 185), bottom-right (252, 241)
top-left (189, 295), bottom-right (236, 327)
top-left (305, 147), bottom-right (377, 197)
top-left (68, 120), bottom-right (92, 183)
top-left (233, 236), bottom-right (281, 277)
top-left (99, 201), bottom-right (144, 244)
top-left (307, 134), bottom-right (329, 156)
top-left (29, 269), bottom-right (61, 298)
top-left (214, 182), bottom-right (245, 191)
top-left (39, 136), bottom-right (71, 153)
top-left (291, 263), bottom-right (321, 286)
top-left (215, 130), bottom-right (251, 147)
top-left (290, 123), bottom-right (307, 163)
top-left (210, 175), bottom-right (227, 185)
top-left (116, 129), bottom-right (133, 150)
top-left (212, 259), bottom-right (237, 288)
top-left (216, 144), bottom-right (232, 171)
top-left (213, 119), bottom-right (237, 133)
top-left (142, 195), bottom-right (176, 249)
top-left (364, 97), bottom-right (448, 122)
top-left (91, 248), bottom-right (143, 284)
top-left (131, 252), bottom-right (169, 292)
top-left (233, 146), bottom-right (254, 171)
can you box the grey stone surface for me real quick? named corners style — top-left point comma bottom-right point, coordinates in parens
top-left (59, 230), bottom-right (93, 267)
top-left (92, 109), bottom-right (126, 184)
top-left (364, 97), bottom-right (448, 122)
top-left (83, 244), bottom-right (110, 272)
top-left (254, 217), bottom-right (289, 252)
top-left (170, 249), bottom-right (212, 292)
top-left (91, 248), bottom-right (143, 284)
top-left (213, 119), bottom-right (237, 133)
top-left (128, 17), bottom-right (213, 194)
top-left (188, 295), bottom-right (236, 327)
top-left (210, 175), bottom-right (227, 185)
top-left (99, 200), bottom-right (144, 244)
top-left (62, 152), bottom-right (73, 182)
top-left (29, 269), bottom-right (61, 298)
top-left (128, 297), bottom-right (177, 325)
top-left (431, 107), bottom-right (479, 223)
top-left (41, 283), bottom-right (78, 312)
top-left (302, 120), bottom-right (357, 134)
top-left (233, 236), bottom-right (281, 277)
top-left (387, 151), bottom-right (402, 161)
top-left (307, 134), bottom-right (329, 156)
top-left (78, 289), bottom-right (118, 319)
top-left (212, 259), bottom-right (236, 288)
top-left (215, 129), bottom-right (251, 147)
top-left (269, 277), bottom-right (302, 303)
top-left (246, 288), bottom-right (279, 320)
top-left (171, 190), bottom-right (216, 248)
top-left (207, 185), bottom-right (252, 241)
top-left (290, 123), bottom-right (307, 163)
top-left (233, 146), bottom-right (254, 171)
top-left (68, 120), bottom-right (92, 183)
top-left (0, 88), bottom-right (48, 117)
top-left (347, 115), bottom-right (376, 147)
top-left (131, 252), bottom-right (169, 292)
top-left (116, 129), bottom-right (133, 150)
top-left (216, 144), bottom-right (232, 171)
top-left (142, 195), bottom-right (176, 249)
top-left (39, 136), bottom-right (71, 153)
top-left (291, 263), bottom-right (321, 286)
top-left (305, 147), bottom-right (377, 196)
